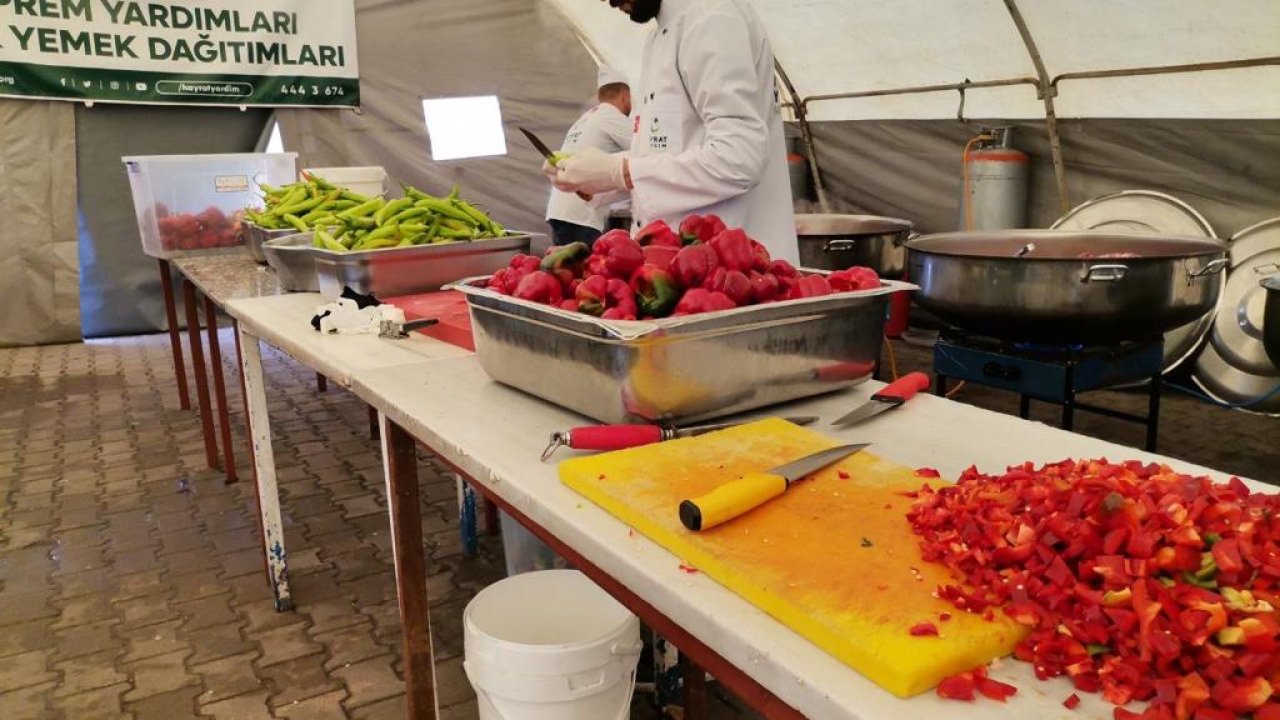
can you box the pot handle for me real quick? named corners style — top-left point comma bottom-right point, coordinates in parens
top-left (1187, 258), bottom-right (1229, 280)
top-left (1080, 264), bottom-right (1128, 283)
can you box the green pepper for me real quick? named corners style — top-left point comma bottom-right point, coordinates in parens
top-left (373, 198), bottom-right (413, 226)
top-left (305, 173), bottom-right (336, 191)
top-left (416, 197), bottom-right (474, 224)
top-left (398, 223), bottom-right (428, 235)
top-left (340, 189), bottom-right (372, 203)
top-left (403, 186), bottom-right (431, 202)
top-left (448, 183), bottom-right (461, 200)
top-left (440, 218), bottom-right (473, 233)
top-left (283, 213), bottom-right (308, 232)
top-left (337, 198), bottom-right (385, 220)
top-left (315, 229), bottom-right (347, 253)
top-left (258, 182), bottom-right (282, 196)
top-left (388, 207), bottom-right (427, 225)
top-left (540, 242), bottom-right (590, 272)
top-left (436, 226), bottom-right (474, 240)
top-left (358, 236), bottom-right (400, 250)
top-left (360, 224), bottom-right (399, 244)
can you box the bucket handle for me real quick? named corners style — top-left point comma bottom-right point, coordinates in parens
top-left (1080, 264), bottom-right (1128, 283)
top-left (1253, 263), bottom-right (1280, 276)
top-left (1187, 258), bottom-right (1229, 281)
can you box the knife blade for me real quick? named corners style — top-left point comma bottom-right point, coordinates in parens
top-left (679, 443), bottom-right (869, 531)
top-left (540, 416), bottom-right (818, 461)
top-left (518, 126), bottom-right (592, 202)
top-left (831, 372), bottom-right (930, 427)
top-left (518, 126), bottom-right (559, 164)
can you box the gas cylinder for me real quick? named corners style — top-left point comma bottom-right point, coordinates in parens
top-left (959, 127), bottom-right (1029, 230)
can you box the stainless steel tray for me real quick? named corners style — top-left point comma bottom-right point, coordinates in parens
top-left (244, 222), bottom-right (296, 264)
top-left (449, 275), bottom-right (914, 424)
top-left (313, 233), bottom-right (536, 299)
top-left (262, 233), bottom-right (320, 292)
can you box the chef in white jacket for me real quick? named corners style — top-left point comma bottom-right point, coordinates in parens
top-left (545, 66), bottom-right (634, 247)
top-left (548, 0), bottom-right (799, 264)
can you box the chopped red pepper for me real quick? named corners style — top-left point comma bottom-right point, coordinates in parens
top-left (914, 467), bottom-right (941, 478)
top-left (937, 673), bottom-right (976, 701)
top-left (976, 676), bottom-right (1018, 702)
top-left (909, 622), bottom-right (939, 636)
top-left (1064, 693), bottom-right (1081, 709)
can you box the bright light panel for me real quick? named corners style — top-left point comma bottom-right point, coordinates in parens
top-left (421, 95), bottom-right (508, 161)
top-left (266, 120), bottom-right (284, 153)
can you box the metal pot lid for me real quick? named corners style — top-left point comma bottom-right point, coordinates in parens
top-left (1193, 339), bottom-right (1280, 416)
top-left (1209, 216), bottom-right (1280, 375)
top-left (795, 214), bottom-right (913, 236)
top-left (1051, 190), bottom-right (1215, 237)
top-left (1051, 191), bottom-right (1219, 374)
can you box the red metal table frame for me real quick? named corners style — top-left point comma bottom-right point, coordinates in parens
top-left (378, 415), bottom-right (805, 720)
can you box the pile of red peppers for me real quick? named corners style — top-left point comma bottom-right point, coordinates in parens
top-left (905, 459), bottom-right (1280, 719)
top-left (485, 214), bottom-right (881, 320)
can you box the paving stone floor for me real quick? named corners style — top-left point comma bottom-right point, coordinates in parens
top-left (0, 331), bottom-right (1273, 720)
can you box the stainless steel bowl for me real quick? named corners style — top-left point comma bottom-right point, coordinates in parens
top-left (1263, 274), bottom-right (1280, 368)
top-left (907, 230), bottom-right (1228, 344)
top-left (262, 233), bottom-right (319, 292)
top-left (796, 214), bottom-right (913, 278)
top-left (243, 222), bottom-right (295, 264)
top-left (450, 275), bottom-right (913, 424)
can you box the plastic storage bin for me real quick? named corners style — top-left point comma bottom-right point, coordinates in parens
top-left (302, 166), bottom-right (388, 198)
top-left (123, 152), bottom-right (297, 259)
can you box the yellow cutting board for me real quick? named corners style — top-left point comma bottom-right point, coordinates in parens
top-left (559, 418), bottom-right (1027, 698)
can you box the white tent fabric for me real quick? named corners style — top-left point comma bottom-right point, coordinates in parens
top-left (553, 0), bottom-right (1280, 121)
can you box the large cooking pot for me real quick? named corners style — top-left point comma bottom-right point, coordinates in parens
top-left (1263, 274), bottom-right (1280, 368)
top-left (906, 230), bottom-right (1228, 344)
top-left (796, 214), bottom-right (913, 277)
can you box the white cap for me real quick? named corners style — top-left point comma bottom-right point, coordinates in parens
top-left (597, 65), bottom-right (628, 89)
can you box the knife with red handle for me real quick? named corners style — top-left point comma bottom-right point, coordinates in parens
top-left (830, 372), bottom-right (930, 427)
top-left (540, 416), bottom-right (818, 461)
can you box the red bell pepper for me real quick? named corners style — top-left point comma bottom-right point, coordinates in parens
top-left (672, 288), bottom-right (737, 316)
top-left (786, 274), bottom-right (834, 299)
top-left (630, 265), bottom-right (680, 318)
top-left (634, 219), bottom-right (682, 248)
top-left (671, 243), bottom-right (720, 289)
top-left (750, 239), bottom-right (771, 272)
top-left (513, 270), bottom-right (562, 305)
top-left (540, 241), bottom-right (590, 274)
top-left (558, 299), bottom-right (580, 312)
top-left (510, 254), bottom-right (541, 273)
top-left (768, 259), bottom-right (799, 278)
top-left (748, 271), bottom-right (780, 303)
top-left (678, 213), bottom-right (726, 245)
top-left (711, 269), bottom-right (753, 306)
top-left (642, 244), bottom-right (679, 274)
top-left (600, 278), bottom-right (637, 320)
top-left (486, 268), bottom-right (515, 295)
top-left (829, 266), bottom-right (881, 292)
top-left (588, 231), bottom-right (644, 279)
top-left (575, 275), bottom-right (609, 316)
top-left (708, 228), bottom-right (755, 272)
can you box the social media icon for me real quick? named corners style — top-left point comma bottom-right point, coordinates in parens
top-left (136, 82), bottom-right (147, 91)
top-left (109, 81), bottom-right (119, 90)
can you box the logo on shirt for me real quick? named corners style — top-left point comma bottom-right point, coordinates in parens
top-left (648, 115), bottom-right (669, 151)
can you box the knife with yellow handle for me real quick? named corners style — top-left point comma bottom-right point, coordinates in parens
top-left (679, 443), bottom-right (869, 531)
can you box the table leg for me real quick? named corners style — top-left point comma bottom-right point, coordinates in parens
top-left (316, 373), bottom-right (328, 392)
top-left (182, 279), bottom-right (220, 470)
top-left (233, 321), bottom-right (268, 586)
top-left (237, 325), bottom-right (293, 611)
top-left (934, 373), bottom-right (947, 397)
top-left (204, 296), bottom-right (237, 484)
top-left (483, 496), bottom-right (500, 536)
top-left (1019, 394), bottom-right (1031, 419)
top-left (368, 405), bottom-right (379, 439)
top-left (158, 259), bottom-right (190, 410)
top-left (680, 653), bottom-right (708, 720)
top-left (1146, 373), bottom-right (1161, 452)
top-left (379, 414), bottom-right (437, 720)
top-left (1061, 366), bottom-right (1076, 432)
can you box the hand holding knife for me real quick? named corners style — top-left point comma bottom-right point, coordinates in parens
top-left (519, 126), bottom-right (593, 201)
top-left (541, 416), bottom-right (818, 461)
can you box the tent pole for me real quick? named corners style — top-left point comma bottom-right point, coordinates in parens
top-left (1002, 0), bottom-right (1070, 214)
top-left (774, 59), bottom-right (829, 212)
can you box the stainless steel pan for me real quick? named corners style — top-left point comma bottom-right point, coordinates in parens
top-left (1263, 274), bottom-right (1280, 368)
top-left (796, 214), bottom-right (913, 277)
top-left (907, 230), bottom-right (1228, 344)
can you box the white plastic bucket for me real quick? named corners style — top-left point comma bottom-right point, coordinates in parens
top-left (464, 569), bottom-right (642, 720)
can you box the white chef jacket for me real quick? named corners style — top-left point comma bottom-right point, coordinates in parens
top-left (545, 103), bottom-right (633, 230)
top-left (627, 0), bottom-right (799, 264)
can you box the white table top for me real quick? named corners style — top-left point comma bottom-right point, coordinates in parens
top-left (351, 356), bottom-right (1260, 720)
top-left (224, 293), bottom-right (471, 387)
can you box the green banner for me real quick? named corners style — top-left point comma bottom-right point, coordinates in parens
top-left (0, 0), bottom-right (359, 108)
